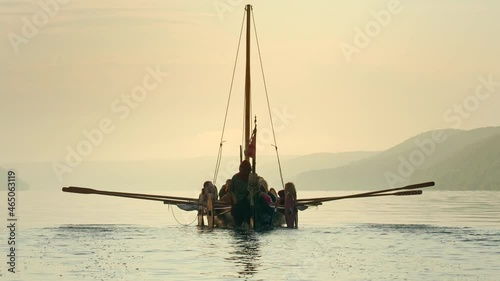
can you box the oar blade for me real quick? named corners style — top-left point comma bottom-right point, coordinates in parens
top-left (296, 205), bottom-right (309, 211)
top-left (176, 204), bottom-right (198, 211)
top-left (394, 190), bottom-right (423, 196)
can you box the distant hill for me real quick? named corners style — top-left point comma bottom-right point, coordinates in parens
top-left (412, 130), bottom-right (500, 190)
top-left (258, 151), bottom-right (377, 186)
top-left (280, 151), bottom-right (378, 176)
top-left (296, 126), bottom-right (500, 191)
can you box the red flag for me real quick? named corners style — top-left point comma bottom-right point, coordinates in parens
top-left (247, 131), bottom-right (256, 158)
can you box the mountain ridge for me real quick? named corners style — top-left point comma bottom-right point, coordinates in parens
top-left (296, 126), bottom-right (500, 191)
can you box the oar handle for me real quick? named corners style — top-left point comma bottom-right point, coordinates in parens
top-left (366, 190), bottom-right (423, 197)
top-left (401, 182), bottom-right (435, 190)
top-left (62, 186), bottom-right (97, 194)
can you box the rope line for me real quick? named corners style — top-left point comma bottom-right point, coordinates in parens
top-left (213, 9), bottom-right (246, 184)
top-left (169, 205), bottom-right (198, 226)
top-left (251, 10), bottom-right (285, 188)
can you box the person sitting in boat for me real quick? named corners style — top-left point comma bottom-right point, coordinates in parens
top-left (278, 182), bottom-right (297, 205)
top-left (268, 188), bottom-right (278, 203)
top-left (259, 185), bottom-right (272, 205)
top-left (229, 160), bottom-right (252, 226)
top-left (286, 182), bottom-right (297, 201)
top-left (198, 181), bottom-right (217, 224)
top-left (218, 179), bottom-right (232, 199)
top-left (229, 160), bottom-right (251, 202)
top-left (252, 178), bottom-right (275, 227)
top-left (258, 178), bottom-right (275, 204)
top-left (202, 180), bottom-right (218, 202)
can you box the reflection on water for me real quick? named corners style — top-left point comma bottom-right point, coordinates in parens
top-left (227, 229), bottom-right (261, 278)
top-left (13, 223), bottom-right (500, 281)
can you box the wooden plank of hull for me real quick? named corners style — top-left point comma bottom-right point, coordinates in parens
top-left (207, 194), bottom-right (215, 229)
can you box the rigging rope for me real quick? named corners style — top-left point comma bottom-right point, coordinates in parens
top-left (251, 10), bottom-right (286, 189)
top-left (213, 9), bottom-right (246, 184)
top-left (213, 8), bottom-right (286, 189)
top-left (169, 204), bottom-right (198, 226)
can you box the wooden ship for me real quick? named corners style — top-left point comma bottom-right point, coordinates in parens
top-left (62, 4), bottom-right (434, 230)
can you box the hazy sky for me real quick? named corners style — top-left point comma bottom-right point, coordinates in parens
top-left (1, 0), bottom-right (499, 162)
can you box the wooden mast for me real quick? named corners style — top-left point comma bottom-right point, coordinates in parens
top-left (244, 4), bottom-right (252, 161)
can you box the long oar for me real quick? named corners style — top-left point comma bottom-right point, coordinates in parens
top-left (296, 181), bottom-right (434, 203)
top-left (63, 186), bottom-right (200, 202)
top-left (297, 190), bottom-right (423, 206)
top-left (62, 186), bottom-right (230, 207)
top-left (63, 187), bottom-right (195, 203)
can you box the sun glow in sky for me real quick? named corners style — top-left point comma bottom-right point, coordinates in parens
top-left (1, 0), bottom-right (499, 162)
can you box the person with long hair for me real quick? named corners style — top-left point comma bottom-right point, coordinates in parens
top-left (229, 160), bottom-right (252, 226)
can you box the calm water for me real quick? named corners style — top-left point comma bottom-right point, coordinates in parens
top-left (1, 190), bottom-right (499, 280)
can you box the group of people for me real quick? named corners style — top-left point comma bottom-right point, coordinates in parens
top-left (199, 160), bottom-right (297, 227)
